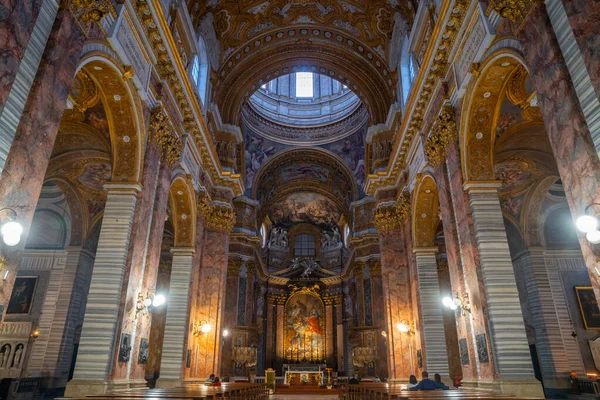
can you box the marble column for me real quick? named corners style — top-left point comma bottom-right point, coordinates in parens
top-left (122, 155), bottom-right (171, 383)
top-left (43, 247), bottom-right (94, 387)
top-left (369, 260), bottom-right (388, 379)
top-left (441, 141), bottom-right (494, 381)
top-left (220, 259), bottom-right (241, 378)
top-left (156, 247), bottom-right (195, 387)
top-left (334, 298), bottom-right (345, 374)
top-left (378, 222), bottom-right (412, 381)
top-left (195, 229), bottom-right (230, 378)
top-left (0, 8), bottom-right (84, 318)
top-left (65, 184), bottom-right (140, 396)
top-left (517, 4), bottom-right (600, 301)
top-left (464, 182), bottom-right (542, 396)
top-left (558, 0), bottom-right (600, 99)
top-left (413, 247), bottom-right (450, 378)
top-left (266, 300), bottom-right (275, 368)
top-left (276, 303), bottom-right (285, 372)
top-left (325, 302), bottom-right (334, 364)
top-left (353, 263), bottom-right (366, 326)
top-left (515, 247), bottom-right (570, 390)
top-left (244, 262), bottom-right (256, 326)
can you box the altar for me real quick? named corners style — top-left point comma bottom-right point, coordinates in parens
top-left (283, 364), bottom-right (327, 385)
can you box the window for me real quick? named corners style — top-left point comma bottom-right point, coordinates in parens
top-left (193, 36), bottom-right (209, 106)
top-left (408, 56), bottom-right (417, 86)
top-left (191, 56), bottom-right (200, 86)
top-left (294, 234), bottom-right (316, 257)
top-left (296, 72), bottom-right (314, 98)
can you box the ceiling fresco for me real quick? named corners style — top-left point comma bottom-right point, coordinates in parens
top-left (269, 192), bottom-right (341, 229)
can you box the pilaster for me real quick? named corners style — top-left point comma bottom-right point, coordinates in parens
top-left (413, 246), bottom-right (450, 378)
top-left (156, 247), bottom-right (195, 387)
top-left (65, 185), bottom-right (139, 396)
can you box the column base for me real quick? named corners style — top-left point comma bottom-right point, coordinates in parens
top-left (461, 379), bottom-right (545, 397)
top-left (155, 378), bottom-right (183, 388)
top-left (64, 379), bottom-right (148, 396)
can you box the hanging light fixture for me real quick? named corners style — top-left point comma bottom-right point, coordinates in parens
top-left (0, 208), bottom-right (23, 247)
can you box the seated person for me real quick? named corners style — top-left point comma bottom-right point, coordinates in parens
top-left (434, 373), bottom-right (447, 387)
top-left (210, 376), bottom-right (222, 387)
top-left (407, 375), bottom-right (418, 389)
top-left (206, 373), bottom-right (216, 383)
top-left (348, 375), bottom-right (359, 385)
top-left (408, 371), bottom-right (449, 391)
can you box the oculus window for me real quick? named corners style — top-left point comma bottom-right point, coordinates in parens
top-left (296, 72), bottom-right (314, 98)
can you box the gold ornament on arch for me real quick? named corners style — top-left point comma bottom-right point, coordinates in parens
top-left (424, 106), bottom-right (457, 167)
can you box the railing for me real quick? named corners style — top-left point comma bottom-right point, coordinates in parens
top-left (253, 376), bottom-right (285, 385)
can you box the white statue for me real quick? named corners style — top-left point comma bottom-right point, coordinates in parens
top-left (12, 344), bottom-right (23, 368)
top-left (268, 227), bottom-right (279, 247)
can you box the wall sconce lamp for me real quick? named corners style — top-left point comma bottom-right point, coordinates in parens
top-left (0, 208), bottom-right (23, 247)
top-left (135, 292), bottom-right (166, 317)
top-left (223, 329), bottom-right (229, 337)
top-left (381, 330), bottom-right (387, 338)
top-left (576, 204), bottom-right (600, 244)
top-left (193, 320), bottom-right (211, 336)
top-left (443, 293), bottom-right (471, 314)
top-left (396, 320), bottom-right (415, 335)
top-left (31, 329), bottom-right (40, 339)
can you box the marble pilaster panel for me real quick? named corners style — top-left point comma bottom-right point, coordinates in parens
top-left (370, 270), bottom-right (389, 379)
top-left (65, 185), bottom-right (139, 395)
top-left (465, 183), bottom-right (536, 380)
top-left (518, 4), bottom-right (600, 301)
top-left (220, 261), bottom-right (240, 377)
top-left (413, 247), bottom-right (450, 378)
top-left (0, 8), bottom-right (84, 318)
top-left (335, 302), bottom-right (345, 375)
top-left (514, 247), bottom-right (570, 388)
top-left (276, 304), bottom-right (284, 372)
top-left (559, 0), bottom-right (600, 99)
top-left (325, 304), bottom-right (334, 364)
top-left (244, 265), bottom-right (255, 326)
top-left (125, 158), bottom-right (170, 382)
top-left (378, 227), bottom-right (412, 381)
top-left (441, 142), bottom-right (493, 381)
top-left (266, 302), bottom-right (275, 368)
top-left (195, 230), bottom-right (230, 378)
top-left (353, 263), bottom-right (366, 326)
top-left (156, 247), bottom-right (195, 385)
top-left (110, 144), bottom-right (161, 383)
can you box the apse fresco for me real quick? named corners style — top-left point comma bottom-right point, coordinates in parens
top-left (281, 164), bottom-right (329, 183)
top-left (78, 162), bottom-right (112, 192)
top-left (244, 127), bottom-right (365, 192)
top-left (285, 293), bottom-right (325, 362)
top-left (270, 192), bottom-right (341, 229)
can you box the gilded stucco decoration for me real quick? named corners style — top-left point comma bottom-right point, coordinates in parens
top-left (193, 0), bottom-right (413, 124)
top-left (373, 191), bottom-right (410, 233)
top-left (150, 108), bottom-right (183, 168)
top-left (205, 203), bottom-right (237, 233)
top-left (412, 175), bottom-right (439, 247)
top-left (64, 70), bottom-right (99, 123)
top-left (70, 0), bottom-right (116, 28)
top-left (133, 0), bottom-right (243, 195)
top-left (486, 0), bottom-right (539, 34)
top-left (365, 0), bottom-right (469, 195)
top-left (228, 258), bottom-right (243, 276)
top-left (461, 55), bottom-right (525, 181)
top-left (424, 106), bottom-right (457, 167)
top-left (169, 176), bottom-right (197, 248)
top-left (82, 60), bottom-right (143, 183)
top-left (369, 259), bottom-right (382, 277)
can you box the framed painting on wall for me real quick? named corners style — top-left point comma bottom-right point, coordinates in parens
top-left (7, 277), bottom-right (37, 314)
top-left (575, 286), bottom-right (600, 330)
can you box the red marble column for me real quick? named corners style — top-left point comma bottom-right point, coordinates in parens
top-left (220, 259), bottom-right (241, 377)
top-left (0, 9), bottom-right (84, 319)
top-left (369, 261), bottom-right (389, 379)
top-left (518, 4), bottom-right (600, 301)
top-left (353, 263), bottom-right (366, 326)
top-left (116, 156), bottom-right (170, 383)
top-left (440, 142), bottom-right (496, 382)
top-left (334, 299), bottom-right (345, 374)
top-left (265, 300), bottom-right (275, 369)
top-left (378, 224), bottom-right (413, 381)
top-left (325, 303), bottom-right (334, 364)
top-left (244, 263), bottom-right (256, 327)
top-left (560, 0), bottom-right (600, 98)
top-left (0, 0), bottom-right (43, 111)
top-left (195, 229), bottom-right (230, 378)
top-left (184, 217), bottom-right (206, 380)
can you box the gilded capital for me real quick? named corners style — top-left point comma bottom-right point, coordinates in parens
top-left (487, 0), bottom-right (539, 32)
top-left (150, 108), bottom-right (182, 168)
top-left (70, 0), bottom-right (111, 24)
top-left (353, 262), bottom-right (365, 278)
top-left (197, 190), bottom-right (212, 219)
top-left (369, 259), bottom-right (382, 277)
top-left (424, 106), bottom-right (457, 167)
top-left (228, 258), bottom-right (242, 276)
top-left (205, 204), bottom-right (236, 233)
top-left (246, 261), bottom-right (256, 275)
top-left (374, 191), bottom-right (410, 233)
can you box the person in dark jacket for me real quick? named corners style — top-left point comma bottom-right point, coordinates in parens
top-left (408, 372), bottom-right (449, 391)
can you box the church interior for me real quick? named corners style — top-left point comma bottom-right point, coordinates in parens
top-left (0, 0), bottom-right (599, 399)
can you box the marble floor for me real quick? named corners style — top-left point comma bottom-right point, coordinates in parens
top-left (271, 396), bottom-right (338, 399)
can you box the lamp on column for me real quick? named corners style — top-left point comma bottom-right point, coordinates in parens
top-left (442, 293), bottom-right (471, 315)
top-left (576, 204), bottom-right (600, 244)
top-left (396, 320), bottom-right (415, 375)
top-left (135, 292), bottom-right (167, 317)
top-left (0, 208), bottom-right (23, 247)
top-left (193, 320), bottom-right (212, 336)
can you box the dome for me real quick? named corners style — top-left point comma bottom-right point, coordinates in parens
top-left (243, 72), bottom-right (367, 145)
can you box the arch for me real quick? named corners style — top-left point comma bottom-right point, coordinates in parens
top-left (412, 174), bottom-right (439, 248)
top-left (520, 175), bottom-right (560, 247)
top-left (460, 50), bottom-right (531, 182)
top-left (74, 55), bottom-right (144, 184)
top-left (215, 39), bottom-right (395, 125)
top-left (168, 175), bottom-right (197, 248)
